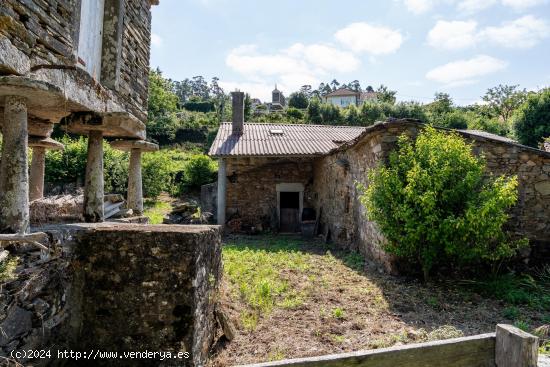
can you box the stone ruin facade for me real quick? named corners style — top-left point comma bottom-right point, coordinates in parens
top-left (0, 0), bottom-right (159, 234)
top-left (210, 114), bottom-right (550, 272)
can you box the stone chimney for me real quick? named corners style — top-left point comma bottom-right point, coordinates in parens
top-left (231, 91), bottom-right (244, 135)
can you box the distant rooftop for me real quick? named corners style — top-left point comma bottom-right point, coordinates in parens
top-left (460, 129), bottom-right (517, 144)
top-left (324, 88), bottom-right (359, 97)
top-left (208, 123), bottom-right (366, 157)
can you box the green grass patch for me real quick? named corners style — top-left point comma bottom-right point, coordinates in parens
top-left (223, 237), bottom-right (312, 328)
top-left (143, 199), bottom-right (172, 224)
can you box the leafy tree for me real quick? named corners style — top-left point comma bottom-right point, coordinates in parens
top-left (307, 98), bottom-right (323, 124)
top-left (345, 104), bottom-right (361, 126)
top-left (358, 127), bottom-right (523, 280)
top-left (300, 85), bottom-right (313, 99)
top-left (320, 102), bottom-right (342, 124)
top-left (513, 88), bottom-right (550, 148)
top-left (148, 68), bottom-right (179, 118)
top-left (360, 102), bottom-right (385, 125)
top-left (428, 92), bottom-right (453, 117)
top-left (330, 79), bottom-right (340, 91)
top-left (376, 85), bottom-right (397, 104)
top-left (288, 92), bottom-right (309, 109)
top-left (349, 80), bottom-right (362, 92)
top-left (483, 84), bottom-right (527, 123)
top-left (438, 110), bottom-right (468, 129)
top-left (365, 85), bottom-right (375, 93)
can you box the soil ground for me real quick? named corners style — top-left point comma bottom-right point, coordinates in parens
top-left (208, 235), bottom-right (549, 366)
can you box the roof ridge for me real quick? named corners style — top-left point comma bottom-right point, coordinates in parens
top-left (220, 122), bottom-right (366, 129)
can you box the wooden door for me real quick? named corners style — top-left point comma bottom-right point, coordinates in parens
top-left (279, 192), bottom-right (300, 232)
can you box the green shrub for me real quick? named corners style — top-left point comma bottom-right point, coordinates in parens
top-left (286, 107), bottom-right (304, 120)
top-left (358, 127), bottom-right (525, 280)
top-left (142, 149), bottom-right (187, 198)
top-left (182, 154), bottom-right (218, 189)
top-left (45, 136), bottom-right (128, 194)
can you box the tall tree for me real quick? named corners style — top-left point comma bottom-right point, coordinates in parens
top-left (513, 88), bottom-right (550, 148)
top-left (288, 92), bottom-right (309, 109)
top-left (482, 84), bottom-right (527, 123)
top-left (376, 85), bottom-right (397, 104)
top-left (330, 79), bottom-right (340, 91)
top-left (148, 68), bottom-right (179, 118)
top-left (349, 80), bottom-right (362, 92)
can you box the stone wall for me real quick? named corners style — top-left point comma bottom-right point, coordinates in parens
top-left (0, 223), bottom-right (222, 366)
top-left (0, 0), bottom-right (152, 121)
top-left (225, 157), bottom-right (316, 232)
top-left (314, 121), bottom-right (550, 272)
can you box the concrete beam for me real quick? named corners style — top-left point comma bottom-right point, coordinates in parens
top-left (495, 324), bottom-right (538, 367)
top-left (0, 96), bottom-right (29, 233)
top-left (64, 111), bottom-right (146, 140)
top-left (110, 140), bottom-right (158, 152)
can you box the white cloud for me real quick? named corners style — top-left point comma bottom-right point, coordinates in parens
top-left (403, 0), bottom-right (435, 14)
top-left (284, 43), bottom-right (360, 73)
top-left (224, 42), bottom-right (361, 99)
top-left (426, 55), bottom-right (508, 86)
top-left (456, 0), bottom-right (497, 12)
top-left (501, 0), bottom-right (548, 10)
top-left (427, 15), bottom-right (550, 50)
top-left (335, 22), bottom-right (404, 55)
top-left (480, 15), bottom-right (550, 48)
top-left (151, 33), bottom-right (163, 47)
top-left (427, 20), bottom-right (478, 50)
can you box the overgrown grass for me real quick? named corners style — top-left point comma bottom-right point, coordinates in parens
top-left (223, 237), bottom-right (312, 329)
top-left (461, 267), bottom-right (550, 312)
top-left (143, 199), bottom-right (172, 224)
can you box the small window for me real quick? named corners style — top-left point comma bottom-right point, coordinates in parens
top-left (269, 129), bottom-right (284, 135)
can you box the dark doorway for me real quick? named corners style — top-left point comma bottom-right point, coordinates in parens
top-left (279, 192), bottom-right (300, 232)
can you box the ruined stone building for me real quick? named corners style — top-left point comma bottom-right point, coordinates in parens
top-left (0, 0), bottom-right (159, 234)
top-left (210, 92), bottom-right (550, 271)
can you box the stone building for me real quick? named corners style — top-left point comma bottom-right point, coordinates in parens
top-left (0, 0), bottom-right (159, 233)
top-left (209, 92), bottom-right (550, 271)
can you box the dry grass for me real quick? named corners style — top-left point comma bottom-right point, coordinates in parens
top-left (208, 236), bottom-right (548, 366)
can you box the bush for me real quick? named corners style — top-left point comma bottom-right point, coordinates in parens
top-left (358, 127), bottom-right (524, 280)
top-left (183, 100), bottom-right (215, 113)
top-left (142, 149), bottom-right (187, 198)
top-left (286, 107), bottom-right (304, 120)
top-left (513, 89), bottom-right (550, 147)
top-left (45, 136), bottom-right (128, 194)
top-left (182, 154), bottom-right (218, 189)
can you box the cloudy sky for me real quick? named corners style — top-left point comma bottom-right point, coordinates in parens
top-left (150, 0), bottom-right (550, 105)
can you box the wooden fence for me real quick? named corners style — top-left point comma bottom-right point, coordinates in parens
top-left (237, 324), bottom-right (539, 367)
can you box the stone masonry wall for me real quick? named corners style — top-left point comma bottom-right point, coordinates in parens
top-left (0, 0), bottom-right (151, 121)
top-left (315, 121), bottom-right (550, 272)
top-left (225, 157), bottom-right (316, 232)
top-left (0, 223), bottom-right (222, 366)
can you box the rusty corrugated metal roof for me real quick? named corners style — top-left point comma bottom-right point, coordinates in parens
top-left (208, 123), bottom-right (366, 157)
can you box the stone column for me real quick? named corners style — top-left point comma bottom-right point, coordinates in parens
top-left (127, 148), bottom-right (143, 214)
top-left (83, 130), bottom-right (104, 222)
top-left (0, 96), bottom-right (29, 233)
top-left (29, 146), bottom-right (46, 201)
top-left (217, 158), bottom-right (226, 225)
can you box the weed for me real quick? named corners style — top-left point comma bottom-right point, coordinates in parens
top-left (267, 350), bottom-right (286, 361)
top-left (514, 320), bottom-right (531, 332)
top-left (331, 307), bottom-right (345, 319)
top-left (143, 199), bottom-right (172, 224)
top-left (331, 334), bottom-right (345, 343)
top-left (427, 296), bottom-right (439, 309)
top-left (241, 311), bottom-right (258, 331)
top-left (502, 306), bottom-right (520, 320)
top-left (342, 252), bottom-right (365, 272)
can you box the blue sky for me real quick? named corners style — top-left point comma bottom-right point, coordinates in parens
top-left (150, 0), bottom-right (550, 105)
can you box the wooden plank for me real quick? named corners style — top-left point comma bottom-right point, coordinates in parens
top-left (237, 333), bottom-right (496, 367)
top-left (0, 232), bottom-right (48, 243)
top-left (495, 324), bottom-right (538, 367)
